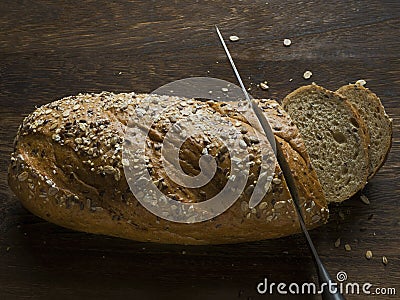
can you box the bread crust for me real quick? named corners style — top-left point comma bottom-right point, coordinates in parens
top-left (336, 84), bottom-right (393, 179)
top-left (8, 92), bottom-right (328, 244)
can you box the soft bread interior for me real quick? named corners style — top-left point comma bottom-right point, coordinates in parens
top-left (283, 85), bottom-right (369, 203)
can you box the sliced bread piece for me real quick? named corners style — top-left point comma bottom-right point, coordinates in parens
top-left (336, 83), bottom-right (392, 179)
top-left (282, 84), bottom-right (370, 203)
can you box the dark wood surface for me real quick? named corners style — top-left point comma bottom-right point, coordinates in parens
top-left (1, 1), bottom-right (399, 299)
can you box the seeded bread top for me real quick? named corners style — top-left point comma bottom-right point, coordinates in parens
top-left (9, 92), bottom-right (328, 244)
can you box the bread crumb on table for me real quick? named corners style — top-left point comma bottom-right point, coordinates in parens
top-left (260, 82), bottom-right (269, 90)
top-left (303, 70), bottom-right (313, 80)
top-left (360, 194), bottom-right (370, 205)
top-left (283, 38), bottom-right (292, 46)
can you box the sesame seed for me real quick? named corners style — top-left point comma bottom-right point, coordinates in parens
top-left (240, 127), bottom-right (248, 134)
top-left (382, 256), bottom-right (388, 265)
top-left (221, 87), bottom-right (229, 92)
top-left (272, 178), bottom-right (282, 185)
top-left (103, 165), bottom-right (115, 174)
top-left (229, 35), bottom-right (239, 42)
top-left (49, 123), bottom-right (58, 131)
top-left (334, 237), bottom-right (341, 248)
top-left (52, 134), bottom-right (61, 142)
top-left (62, 110), bottom-right (71, 117)
top-left (274, 201), bottom-right (286, 209)
top-left (303, 71), bottom-right (313, 80)
top-left (360, 194), bottom-right (370, 205)
top-left (259, 202), bottom-right (267, 210)
top-left (239, 139), bottom-right (247, 149)
top-left (355, 79), bottom-right (367, 87)
top-left (365, 250), bottom-right (373, 260)
top-left (18, 171), bottom-right (29, 182)
top-left (283, 38), bottom-right (292, 46)
top-left (344, 244), bottom-right (352, 251)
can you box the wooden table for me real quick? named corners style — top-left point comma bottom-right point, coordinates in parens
top-left (1, 1), bottom-right (399, 299)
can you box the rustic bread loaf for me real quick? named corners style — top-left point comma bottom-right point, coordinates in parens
top-left (282, 84), bottom-right (370, 203)
top-left (336, 83), bottom-right (393, 179)
top-left (8, 92), bottom-right (328, 244)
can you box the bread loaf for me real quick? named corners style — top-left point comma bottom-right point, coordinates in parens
top-left (336, 83), bottom-right (393, 179)
top-left (8, 92), bottom-right (328, 244)
top-left (282, 84), bottom-right (370, 203)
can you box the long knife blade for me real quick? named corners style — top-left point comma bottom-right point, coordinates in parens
top-left (215, 25), bottom-right (277, 156)
top-left (215, 25), bottom-right (345, 300)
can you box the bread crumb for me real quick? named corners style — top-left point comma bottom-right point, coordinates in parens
top-left (365, 250), bottom-right (373, 259)
top-left (355, 79), bottom-right (367, 87)
top-left (283, 38), bottom-right (292, 46)
top-left (260, 82), bottom-right (269, 90)
top-left (229, 35), bottom-right (240, 42)
top-left (360, 194), bottom-right (370, 205)
top-left (334, 237), bottom-right (341, 248)
top-left (382, 256), bottom-right (388, 265)
top-left (303, 71), bottom-right (313, 80)
top-left (344, 244), bottom-right (352, 251)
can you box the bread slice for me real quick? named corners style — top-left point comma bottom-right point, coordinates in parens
top-left (336, 83), bottom-right (392, 179)
top-left (282, 84), bottom-right (370, 203)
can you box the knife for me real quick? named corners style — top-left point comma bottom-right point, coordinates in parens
top-left (215, 25), bottom-right (345, 300)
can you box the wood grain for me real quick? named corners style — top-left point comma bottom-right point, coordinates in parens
top-left (0, 1), bottom-right (399, 299)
